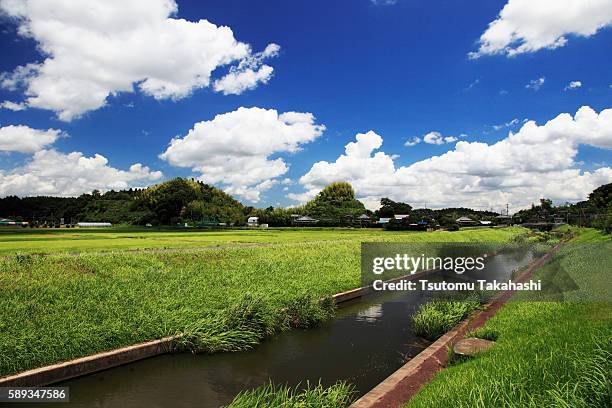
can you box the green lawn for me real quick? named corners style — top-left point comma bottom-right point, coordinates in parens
top-left (0, 227), bottom-right (523, 377)
top-left (406, 229), bottom-right (612, 408)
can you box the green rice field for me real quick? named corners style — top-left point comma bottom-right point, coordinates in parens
top-left (0, 227), bottom-right (523, 255)
top-left (0, 227), bottom-right (524, 377)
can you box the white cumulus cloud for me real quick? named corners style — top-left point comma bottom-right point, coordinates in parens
top-left (213, 43), bottom-right (280, 95)
top-left (0, 0), bottom-right (279, 121)
top-left (291, 106), bottom-right (612, 210)
top-left (423, 131), bottom-right (458, 145)
top-left (0, 125), bottom-right (61, 153)
top-left (405, 131), bottom-right (460, 147)
top-left (404, 137), bottom-right (421, 147)
top-left (0, 149), bottom-right (163, 197)
top-left (160, 107), bottom-right (325, 202)
top-left (470, 0), bottom-right (612, 58)
top-left (564, 80), bottom-right (582, 90)
top-left (0, 101), bottom-right (27, 111)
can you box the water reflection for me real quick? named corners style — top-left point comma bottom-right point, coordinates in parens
top-left (355, 304), bottom-right (383, 323)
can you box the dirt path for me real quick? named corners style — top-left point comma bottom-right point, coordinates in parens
top-left (2, 238), bottom-right (358, 258)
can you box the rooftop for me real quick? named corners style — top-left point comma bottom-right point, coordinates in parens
top-left (456, 216), bottom-right (475, 222)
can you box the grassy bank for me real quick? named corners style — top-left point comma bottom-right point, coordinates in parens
top-left (406, 229), bottom-right (612, 408)
top-left (0, 228), bottom-right (523, 377)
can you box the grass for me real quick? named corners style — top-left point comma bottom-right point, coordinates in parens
top-left (0, 227), bottom-right (524, 377)
top-left (0, 226), bottom-right (525, 255)
top-left (405, 228), bottom-right (612, 408)
top-left (411, 294), bottom-right (481, 341)
top-left (225, 381), bottom-right (355, 408)
top-left (170, 294), bottom-right (335, 354)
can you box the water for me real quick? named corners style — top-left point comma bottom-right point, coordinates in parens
top-left (15, 250), bottom-right (533, 408)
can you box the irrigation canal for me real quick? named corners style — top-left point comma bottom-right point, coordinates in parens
top-left (14, 249), bottom-right (534, 408)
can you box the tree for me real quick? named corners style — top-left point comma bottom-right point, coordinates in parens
top-left (139, 178), bottom-right (199, 224)
top-left (540, 198), bottom-right (553, 209)
top-left (131, 178), bottom-right (247, 225)
top-left (585, 183), bottom-right (612, 233)
top-left (588, 183), bottom-right (612, 209)
top-left (376, 198), bottom-right (412, 218)
top-left (303, 182), bottom-right (367, 225)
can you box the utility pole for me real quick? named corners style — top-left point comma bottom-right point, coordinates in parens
top-left (506, 203), bottom-right (509, 216)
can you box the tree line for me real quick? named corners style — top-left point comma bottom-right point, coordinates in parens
top-left (0, 178), bottom-right (245, 227)
top-left (0, 178), bottom-right (609, 233)
top-left (513, 183), bottom-right (612, 233)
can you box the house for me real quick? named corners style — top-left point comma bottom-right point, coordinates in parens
top-left (247, 216), bottom-right (259, 227)
top-left (394, 214), bottom-right (410, 220)
top-left (480, 220), bottom-right (493, 226)
top-left (0, 218), bottom-right (28, 228)
top-left (378, 217), bottom-right (391, 225)
top-left (76, 222), bottom-right (111, 228)
top-left (495, 215), bottom-right (512, 225)
top-left (456, 216), bottom-right (479, 226)
top-left (295, 215), bottom-right (318, 225)
top-left (357, 214), bottom-right (371, 227)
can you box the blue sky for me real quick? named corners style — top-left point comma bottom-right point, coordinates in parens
top-left (0, 0), bottom-right (611, 211)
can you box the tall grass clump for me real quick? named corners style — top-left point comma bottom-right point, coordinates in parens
top-left (411, 295), bottom-right (481, 341)
top-left (283, 295), bottom-right (335, 329)
top-left (173, 314), bottom-right (263, 353)
top-left (225, 381), bottom-right (355, 408)
top-left (531, 242), bottom-right (554, 256)
top-left (172, 293), bottom-right (336, 353)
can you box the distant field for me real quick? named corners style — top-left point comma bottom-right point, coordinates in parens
top-left (0, 227), bottom-right (524, 377)
top-left (0, 227), bottom-right (525, 255)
